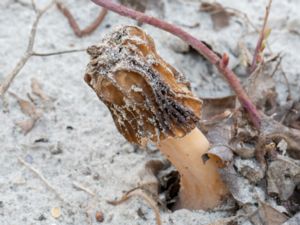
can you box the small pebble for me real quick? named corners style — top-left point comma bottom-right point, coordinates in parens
top-left (95, 211), bottom-right (104, 223)
top-left (51, 207), bottom-right (61, 219)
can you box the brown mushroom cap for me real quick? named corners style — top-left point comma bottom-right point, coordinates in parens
top-left (85, 26), bottom-right (202, 146)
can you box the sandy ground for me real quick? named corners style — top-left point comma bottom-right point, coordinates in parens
top-left (0, 0), bottom-right (299, 224)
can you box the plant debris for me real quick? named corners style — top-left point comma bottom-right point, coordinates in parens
top-left (107, 188), bottom-right (162, 225)
top-left (200, 2), bottom-right (234, 30)
top-left (250, 201), bottom-right (288, 225)
top-left (10, 92), bottom-right (42, 134)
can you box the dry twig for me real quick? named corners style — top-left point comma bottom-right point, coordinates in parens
top-left (0, 1), bottom-right (87, 97)
top-left (107, 188), bottom-right (162, 225)
top-left (32, 48), bottom-right (86, 57)
top-left (90, 0), bottom-right (261, 128)
top-left (250, 0), bottom-right (273, 73)
top-left (0, 1), bottom-right (54, 97)
top-left (56, 1), bottom-right (107, 37)
top-left (18, 157), bottom-right (65, 202)
top-left (72, 181), bottom-right (96, 196)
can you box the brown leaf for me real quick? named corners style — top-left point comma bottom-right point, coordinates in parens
top-left (203, 145), bottom-right (233, 168)
top-left (31, 78), bottom-right (50, 102)
top-left (200, 2), bottom-right (233, 30)
top-left (202, 96), bottom-right (236, 122)
top-left (10, 92), bottom-right (38, 118)
top-left (120, 0), bottom-right (164, 17)
top-left (267, 156), bottom-right (300, 201)
top-left (16, 119), bottom-right (36, 135)
top-left (250, 202), bottom-right (288, 225)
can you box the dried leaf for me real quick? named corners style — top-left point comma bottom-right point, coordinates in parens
top-left (31, 78), bottom-right (50, 101)
top-left (220, 165), bottom-right (259, 205)
top-left (234, 158), bottom-right (264, 184)
top-left (200, 2), bottom-right (233, 30)
top-left (202, 96), bottom-right (236, 121)
top-left (10, 92), bottom-right (38, 118)
top-left (267, 156), bottom-right (300, 201)
top-left (138, 160), bottom-right (167, 196)
top-left (250, 202), bottom-right (288, 225)
top-left (16, 119), bottom-right (36, 135)
top-left (231, 140), bottom-right (256, 159)
top-left (203, 145), bottom-right (233, 168)
top-left (238, 41), bottom-right (252, 67)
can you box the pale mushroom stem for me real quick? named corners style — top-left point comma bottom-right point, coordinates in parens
top-left (158, 127), bottom-right (228, 210)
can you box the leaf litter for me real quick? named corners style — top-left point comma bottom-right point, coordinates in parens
top-left (120, 54), bottom-right (300, 223)
top-left (127, 52), bottom-right (300, 224)
top-left (200, 2), bottom-right (234, 30)
top-left (10, 78), bottom-right (53, 134)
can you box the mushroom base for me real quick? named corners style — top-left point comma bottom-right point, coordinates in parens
top-left (158, 128), bottom-right (228, 210)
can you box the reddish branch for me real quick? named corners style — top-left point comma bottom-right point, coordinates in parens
top-left (250, 0), bottom-right (273, 73)
top-left (56, 2), bottom-right (107, 37)
top-left (90, 0), bottom-right (261, 128)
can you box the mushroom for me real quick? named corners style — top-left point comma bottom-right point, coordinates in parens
top-left (84, 26), bottom-right (228, 210)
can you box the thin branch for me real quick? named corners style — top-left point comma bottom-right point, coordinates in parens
top-left (107, 188), bottom-right (162, 225)
top-left (56, 1), bottom-right (107, 37)
top-left (18, 157), bottom-right (65, 202)
top-left (250, 0), bottom-right (273, 74)
top-left (32, 48), bottom-right (86, 57)
top-left (31, 0), bottom-right (37, 12)
top-left (90, 0), bottom-right (261, 128)
top-left (72, 181), bottom-right (96, 196)
top-left (0, 1), bottom-right (55, 97)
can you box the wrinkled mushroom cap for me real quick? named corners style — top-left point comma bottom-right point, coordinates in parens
top-left (85, 26), bottom-right (202, 146)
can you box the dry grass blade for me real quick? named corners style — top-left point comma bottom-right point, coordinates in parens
top-left (72, 181), bottom-right (96, 196)
top-left (250, 0), bottom-right (273, 73)
top-left (107, 188), bottom-right (162, 225)
top-left (18, 157), bottom-right (65, 202)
